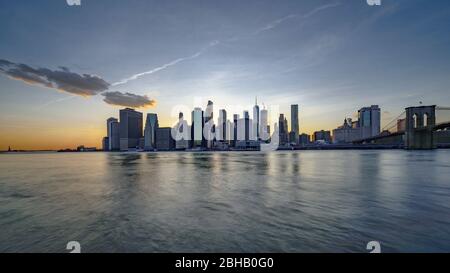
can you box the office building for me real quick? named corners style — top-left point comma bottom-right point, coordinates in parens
top-left (244, 111), bottom-right (251, 141)
top-left (333, 118), bottom-right (362, 143)
top-left (175, 112), bottom-right (189, 150)
top-left (313, 130), bottom-right (332, 143)
top-left (299, 133), bottom-right (310, 145)
top-left (119, 108), bottom-right (143, 151)
top-left (226, 119), bottom-right (233, 143)
top-left (290, 104), bottom-right (299, 144)
top-left (107, 117), bottom-right (120, 151)
top-left (233, 114), bottom-right (239, 147)
top-left (358, 105), bottom-right (381, 139)
top-left (102, 137), bottom-right (109, 151)
top-left (144, 113), bottom-right (159, 150)
top-left (279, 114), bottom-right (289, 145)
top-left (289, 132), bottom-right (297, 144)
top-left (204, 100), bottom-right (214, 149)
top-left (218, 109), bottom-right (227, 141)
top-left (253, 97), bottom-right (260, 140)
top-left (191, 107), bottom-right (204, 148)
top-left (155, 127), bottom-right (175, 150)
top-left (260, 108), bottom-right (268, 141)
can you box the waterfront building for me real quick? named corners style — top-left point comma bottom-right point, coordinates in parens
top-left (313, 130), bottom-right (332, 143)
top-left (175, 112), bottom-right (189, 150)
top-left (279, 114), bottom-right (289, 145)
top-left (260, 108), bottom-right (269, 141)
top-left (233, 114), bottom-right (239, 147)
top-left (253, 97), bottom-right (260, 140)
top-left (289, 131), bottom-right (297, 144)
top-left (299, 133), bottom-right (310, 145)
top-left (102, 137), bottom-right (109, 151)
top-left (358, 105), bottom-right (381, 139)
top-left (155, 127), bottom-right (175, 150)
top-left (333, 118), bottom-right (362, 143)
top-left (217, 109), bottom-right (227, 141)
top-left (226, 120), bottom-right (233, 143)
top-left (204, 101), bottom-right (214, 149)
top-left (144, 113), bottom-right (159, 150)
top-left (244, 111), bottom-right (251, 141)
top-left (107, 117), bottom-right (120, 151)
top-left (191, 107), bottom-right (204, 148)
top-left (290, 104), bottom-right (299, 144)
top-left (119, 108), bottom-right (143, 151)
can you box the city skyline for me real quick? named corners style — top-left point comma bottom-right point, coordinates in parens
top-left (2, 0), bottom-right (450, 150)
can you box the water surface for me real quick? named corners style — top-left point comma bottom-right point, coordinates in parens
top-left (0, 150), bottom-right (449, 252)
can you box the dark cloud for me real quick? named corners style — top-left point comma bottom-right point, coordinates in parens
top-left (0, 59), bottom-right (110, 96)
top-left (102, 91), bottom-right (156, 108)
top-left (1, 59), bottom-right (157, 109)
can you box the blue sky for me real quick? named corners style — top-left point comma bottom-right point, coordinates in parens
top-left (1, 0), bottom-right (450, 149)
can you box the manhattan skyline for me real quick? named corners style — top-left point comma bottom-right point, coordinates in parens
top-left (1, 0), bottom-right (450, 150)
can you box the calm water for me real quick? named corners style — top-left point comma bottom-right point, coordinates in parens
top-left (0, 150), bottom-right (449, 253)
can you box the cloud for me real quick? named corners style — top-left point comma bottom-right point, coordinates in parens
top-left (1, 59), bottom-right (157, 109)
top-left (0, 59), bottom-right (110, 96)
top-left (302, 2), bottom-right (341, 19)
top-left (253, 2), bottom-right (341, 35)
top-left (254, 14), bottom-right (298, 35)
top-left (112, 41), bottom-right (220, 87)
top-left (109, 3), bottom-right (341, 87)
top-left (102, 91), bottom-right (156, 108)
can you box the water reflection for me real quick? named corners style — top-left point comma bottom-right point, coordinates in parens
top-left (0, 150), bottom-right (449, 252)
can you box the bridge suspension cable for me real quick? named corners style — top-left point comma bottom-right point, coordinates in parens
top-left (382, 110), bottom-right (406, 133)
top-left (436, 106), bottom-right (450, 111)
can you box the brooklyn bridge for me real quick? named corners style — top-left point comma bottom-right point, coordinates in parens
top-left (354, 105), bottom-right (450, 150)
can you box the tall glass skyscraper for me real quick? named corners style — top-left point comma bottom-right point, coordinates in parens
top-left (204, 101), bottom-right (214, 148)
top-left (107, 117), bottom-right (120, 151)
top-left (144, 113), bottom-right (159, 150)
top-left (253, 97), bottom-right (260, 141)
top-left (358, 105), bottom-right (381, 139)
top-left (290, 104), bottom-right (299, 144)
top-left (233, 114), bottom-right (239, 147)
top-left (218, 109), bottom-right (227, 141)
top-left (244, 111), bottom-right (250, 141)
top-left (279, 114), bottom-right (289, 145)
top-left (260, 108), bottom-right (268, 141)
top-left (119, 108), bottom-right (143, 151)
top-left (191, 107), bottom-right (204, 148)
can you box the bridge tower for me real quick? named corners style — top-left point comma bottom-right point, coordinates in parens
top-left (405, 105), bottom-right (436, 149)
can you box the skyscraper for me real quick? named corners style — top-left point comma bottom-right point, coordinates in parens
top-left (290, 104), bottom-right (299, 144)
top-left (175, 112), bottom-right (189, 150)
top-left (233, 114), bottom-right (239, 147)
top-left (144, 113), bottom-right (158, 151)
top-left (191, 107), bottom-right (204, 148)
top-left (358, 105), bottom-right (381, 138)
top-left (244, 111), bottom-right (250, 141)
top-left (107, 117), bottom-right (120, 151)
top-left (260, 108), bottom-right (268, 141)
top-left (119, 108), bottom-right (143, 151)
top-left (155, 127), bottom-right (175, 151)
top-left (204, 100), bottom-right (214, 149)
top-left (279, 114), bottom-right (288, 145)
top-left (253, 97), bottom-right (260, 140)
top-left (218, 109), bottom-right (227, 141)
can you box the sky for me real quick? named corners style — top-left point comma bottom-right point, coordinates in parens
top-left (1, 0), bottom-right (450, 150)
